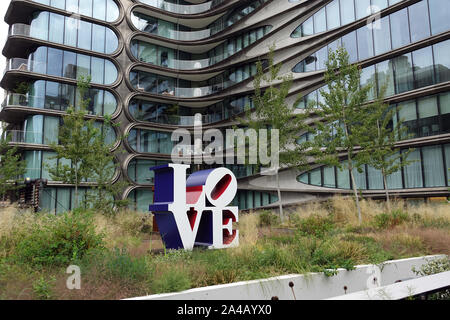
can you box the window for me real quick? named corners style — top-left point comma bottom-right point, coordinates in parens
top-left (392, 53), bottom-right (414, 94)
top-left (314, 8), bottom-right (326, 33)
top-left (417, 96), bottom-right (439, 137)
top-left (408, 0), bottom-right (430, 43)
top-left (357, 26), bottom-right (374, 61)
top-left (412, 46), bottom-right (435, 89)
top-left (376, 60), bottom-right (395, 97)
top-left (49, 13), bottom-right (64, 44)
top-left (422, 145), bottom-right (445, 187)
top-left (47, 48), bottom-right (63, 77)
top-left (433, 40), bottom-right (450, 84)
top-left (340, 0), bottom-right (355, 26)
top-left (390, 8), bottom-right (410, 49)
top-left (373, 16), bottom-right (391, 55)
top-left (326, 0), bottom-right (340, 30)
top-left (403, 149), bottom-right (423, 188)
top-left (429, 0), bottom-right (450, 35)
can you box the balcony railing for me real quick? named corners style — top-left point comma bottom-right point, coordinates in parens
top-left (8, 23), bottom-right (31, 37)
top-left (1, 93), bottom-right (47, 110)
top-left (138, 0), bottom-right (224, 15)
top-left (5, 130), bottom-right (46, 145)
top-left (136, 80), bottom-right (236, 98)
top-left (133, 112), bottom-right (222, 126)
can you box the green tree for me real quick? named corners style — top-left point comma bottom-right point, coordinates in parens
top-left (48, 76), bottom-right (125, 210)
top-left (85, 118), bottom-right (129, 214)
top-left (239, 45), bottom-right (309, 221)
top-left (0, 133), bottom-right (26, 199)
top-left (307, 47), bottom-right (374, 224)
top-left (358, 85), bottom-right (414, 212)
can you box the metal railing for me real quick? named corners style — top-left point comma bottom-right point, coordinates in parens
top-left (5, 130), bottom-right (46, 144)
top-left (138, 0), bottom-right (224, 15)
top-left (133, 113), bottom-right (222, 126)
top-left (8, 23), bottom-right (31, 37)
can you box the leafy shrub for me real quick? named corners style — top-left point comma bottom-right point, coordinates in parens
top-left (295, 215), bottom-right (335, 238)
top-left (412, 257), bottom-right (450, 300)
top-left (14, 209), bottom-right (104, 266)
top-left (258, 210), bottom-right (279, 227)
top-left (152, 267), bottom-right (191, 294)
top-left (32, 276), bottom-right (55, 300)
top-left (374, 210), bottom-right (409, 230)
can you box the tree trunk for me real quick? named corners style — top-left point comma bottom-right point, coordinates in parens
top-left (74, 164), bottom-right (79, 210)
top-left (349, 168), bottom-right (362, 225)
top-left (276, 172), bottom-right (283, 222)
top-left (382, 169), bottom-right (391, 213)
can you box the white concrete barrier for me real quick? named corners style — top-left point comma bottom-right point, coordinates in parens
top-left (126, 255), bottom-right (447, 300)
top-left (328, 270), bottom-right (450, 300)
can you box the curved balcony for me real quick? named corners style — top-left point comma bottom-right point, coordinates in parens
top-left (130, 110), bottom-right (219, 126)
top-left (4, 58), bottom-right (37, 75)
top-left (5, 130), bottom-right (45, 145)
top-left (138, 0), bottom-right (224, 15)
top-left (8, 23), bottom-right (30, 37)
top-left (134, 80), bottom-right (234, 98)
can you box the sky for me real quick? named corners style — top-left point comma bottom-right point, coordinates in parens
top-left (0, 1), bottom-right (9, 103)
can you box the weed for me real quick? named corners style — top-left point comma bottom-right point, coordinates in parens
top-left (32, 275), bottom-right (56, 300)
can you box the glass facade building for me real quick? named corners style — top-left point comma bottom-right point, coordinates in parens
top-left (1, 0), bottom-right (448, 213)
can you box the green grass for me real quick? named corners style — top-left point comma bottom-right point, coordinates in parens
top-left (0, 198), bottom-right (449, 299)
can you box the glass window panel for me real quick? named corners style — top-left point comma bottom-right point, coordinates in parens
top-left (93, 0), bottom-right (107, 21)
top-left (24, 151), bottom-right (42, 179)
top-left (429, 0), bottom-right (450, 35)
top-left (393, 53), bottom-right (414, 94)
top-left (30, 12), bottom-right (49, 41)
top-left (337, 164), bottom-right (350, 189)
top-left (340, 0), bottom-right (355, 26)
top-left (439, 92), bottom-right (450, 134)
top-left (314, 8), bottom-right (326, 33)
top-left (371, 0), bottom-right (387, 11)
top-left (433, 40), bottom-right (450, 84)
top-left (44, 116), bottom-right (59, 145)
top-left (77, 20), bottom-right (92, 51)
top-left (357, 26), bottom-right (374, 61)
top-left (45, 81), bottom-right (60, 110)
top-left (79, 0), bottom-right (93, 17)
top-left (367, 165), bottom-right (384, 189)
top-left (76, 54), bottom-right (91, 79)
top-left (323, 166), bottom-right (336, 188)
top-left (42, 152), bottom-right (57, 180)
top-left (386, 154), bottom-right (403, 189)
top-left (56, 188), bottom-right (71, 214)
top-left (51, 0), bottom-right (65, 9)
top-left (445, 144), bottom-right (450, 186)
top-left (298, 173), bottom-right (308, 184)
top-left (62, 50), bottom-right (77, 79)
top-left (92, 24), bottom-right (106, 53)
top-left (315, 46), bottom-right (328, 70)
top-left (342, 31), bottom-right (358, 63)
top-left (30, 80), bottom-right (45, 109)
top-left (398, 100), bottom-right (417, 139)
top-left (49, 13), bottom-right (64, 44)
top-left (390, 8), bottom-right (410, 49)
top-left (376, 60), bottom-right (395, 97)
top-left (326, 0), bottom-right (341, 30)
top-left (301, 17), bottom-right (314, 37)
top-left (413, 46), bottom-right (436, 89)
top-left (408, 0), bottom-right (430, 43)
top-left (418, 95), bottom-right (439, 137)
top-left (403, 149), bottom-right (423, 188)
top-left (64, 16), bottom-right (78, 47)
top-left (47, 48), bottom-right (63, 77)
top-left (66, 0), bottom-right (79, 13)
top-left (422, 145), bottom-right (445, 187)
top-left (373, 16), bottom-right (391, 55)
top-left (41, 187), bottom-right (56, 214)
top-left (352, 165), bottom-right (367, 190)
top-left (360, 65), bottom-right (376, 101)
top-left (310, 168), bottom-right (322, 186)
top-left (254, 191), bottom-right (261, 208)
top-left (103, 91), bottom-right (116, 115)
top-left (246, 191), bottom-right (254, 210)
top-left (60, 83), bottom-right (75, 111)
top-left (355, 0), bottom-right (371, 20)
top-left (91, 57), bottom-right (105, 84)
top-left (105, 28), bottom-right (118, 54)
top-left (136, 160), bottom-right (155, 184)
top-left (104, 60), bottom-right (117, 85)
top-left (106, 0), bottom-right (120, 22)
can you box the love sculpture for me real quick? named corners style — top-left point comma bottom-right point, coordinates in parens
top-left (149, 164), bottom-right (239, 250)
